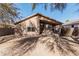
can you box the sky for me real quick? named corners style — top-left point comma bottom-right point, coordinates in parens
top-left (16, 3), bottom-right (79, 23)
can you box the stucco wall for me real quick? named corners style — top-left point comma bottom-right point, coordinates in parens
top-left (18, 16), bottom-right (40, 34)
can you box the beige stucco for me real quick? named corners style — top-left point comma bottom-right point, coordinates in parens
top-left (17, 16), bottom-right (40, 35)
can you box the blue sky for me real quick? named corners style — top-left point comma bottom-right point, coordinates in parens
top-left (16, 3), bottom-right (79, 23)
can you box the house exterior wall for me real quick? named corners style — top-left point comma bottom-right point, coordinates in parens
top-left (63, 24), bottom-right (79, 36)
top-left (17, 16), bottom-right (40, 35)
top-left (64, 24), bottom-right (79, 28)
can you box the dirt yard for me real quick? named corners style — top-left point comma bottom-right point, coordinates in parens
top-left (0, 34), bottom-right (79, 56)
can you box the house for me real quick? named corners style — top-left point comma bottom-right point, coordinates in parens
top-left (63, 20), bottom-right (79, 28)
top-left (63, 20), bottom-right (79, 36)
top-left (15, 13), bottom-right (62, 35)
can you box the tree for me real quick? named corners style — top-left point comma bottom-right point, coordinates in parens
top-left (0, 3), bottom-right (20, 24)
top-left (31, 3), bottom-right (67, 34)
top-left (32, 3), bottom-right (67, 12)
top-left (65, 19), bottom-right (70, 22)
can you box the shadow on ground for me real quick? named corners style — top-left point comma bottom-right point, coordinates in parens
top-left (41, 34), bottom-right (79, 56)
top-left (0, 35), bottom-right (16, 44)
top-left (9, 36), bottom-right (40, 56)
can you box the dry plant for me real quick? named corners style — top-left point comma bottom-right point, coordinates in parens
top-left (41, 33), bottom-right (79, 55)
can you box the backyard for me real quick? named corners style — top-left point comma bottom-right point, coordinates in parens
top-left (0, 31), bottom-right (79, 56)
top-left (0, 3), bottom-right (79, 56)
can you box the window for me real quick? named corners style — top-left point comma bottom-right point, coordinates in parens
top-left (27, 27), bottom-right (35, 31)
top-left (27, 23), bottom-right (35, 31)
top-left (72, 25), bottom-right (74, 28)
top-left (45, 24), bottom-right (52, 29)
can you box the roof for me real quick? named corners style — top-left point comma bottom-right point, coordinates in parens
top-left (63, 20), bottom-right (79, 26)
top-left (15, 13), bottom-right (62, 25)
